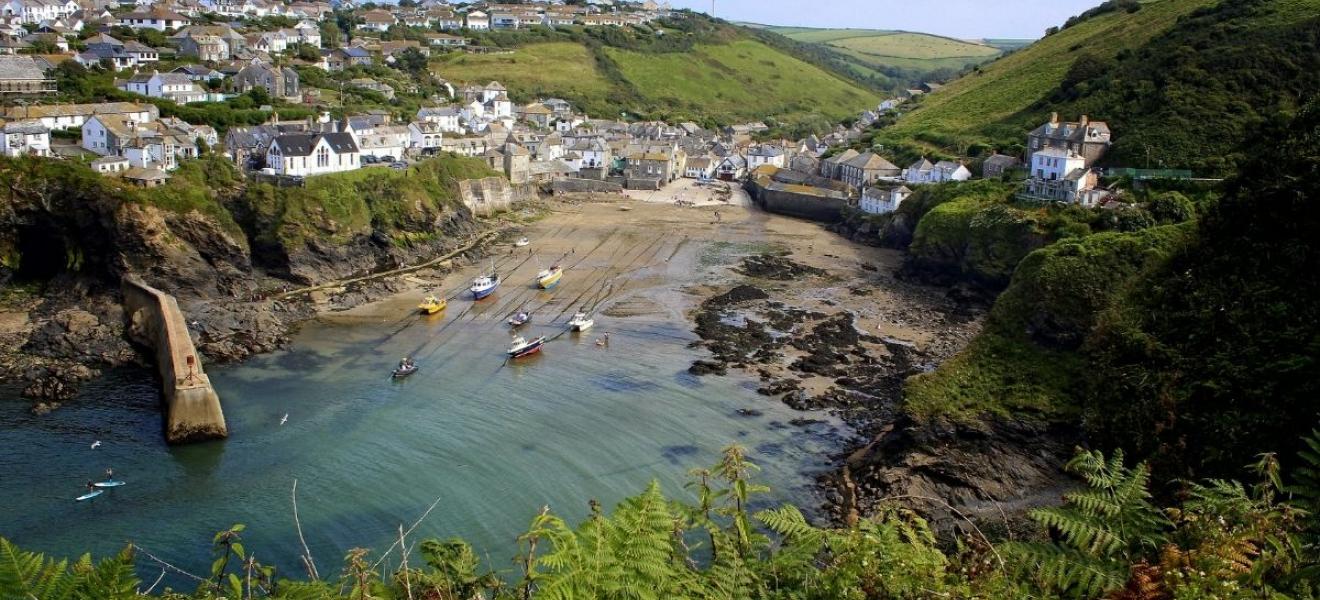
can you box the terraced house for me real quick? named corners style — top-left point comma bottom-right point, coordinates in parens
top-left (119, 6), bottom-right (191, 31)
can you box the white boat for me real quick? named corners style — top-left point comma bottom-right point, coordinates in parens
top-left (508, 335), bottom-right (545, 358)
top-left (568, 311), bottom-right (594, 332)
top-left (515, 237), bottom-right (530, 247)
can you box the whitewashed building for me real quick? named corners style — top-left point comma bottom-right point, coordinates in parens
top-left (118, 71), bottom-right (207, 104)
top-left (859, 185), bottom-right (912, 215)
top-left (266, 132), bottom-right (360, 176)
top-left (1, 120), bottom-right (50, 157)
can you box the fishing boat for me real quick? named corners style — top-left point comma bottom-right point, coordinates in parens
top-left (418, 295), bottom-right (446, 315)
top-left (536, 265), bottom-right (563, 289)
top-left (76, 489), bottom-right (104, 502)
top-left (568, 311), bottom-right (594, 332)
top-left (507, 311), bottom-right (531, 327)
top-left (470, 265), bottom-right (500, 300)
top-left (93, 480), bottom-right (126, 489)
top-left (508, 335), bottom-right (545, 359)
top-left (515, 237), bottom-right (530, 247)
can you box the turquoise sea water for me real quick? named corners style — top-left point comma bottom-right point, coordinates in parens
top-left (0, 298), bottom-right (846, 583)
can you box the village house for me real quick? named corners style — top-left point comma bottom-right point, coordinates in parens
top-left (0, 55), bottom-right (55, 95)
top-left (819, 148), bottom-right (857, 180)
top-left (858, 185), bottom-right (912, 215)
top-left (464, 10), bottom-right (488, 30)
top-left (1022, 147), bottom-right (1107, 205)
top-left (81, 114), bottom-right (200, 170)
top-left (933, 160), bottom-right (972, 182)
top-left (423, 32), bottom-right (467, 48)
top-left (177, 33), bottom-right (229, 61)
top-left (232, 61), bottom-right (299, 100)
top-left (327, 46), bottom-right (372, 71)
top-left (4, 101), bottom-right (156, 130)
top-left (349, 77), bottom-right (394, 99)
top-left (684, 156), bottom-right (714, 179)
top-left (746, 144), bottom-right (786, 170)
top-left (266, 132), bottom-right (360, 176)
top-left (408, 120), bottom-right (444, 152)
top-left (982, 153), bottom-right (1022, 178)
top-left (90, 154), bottom-right (130, 174)
top-left (358, 9), bottom-right (395, 31)
top-left (119, 6), bottom-right (190, 30)
top-left (1, 120), bottom-right (51, 157)
top-left (118, 70), bottom-right (207, 103)
top-left (839, 151), bottom-right (900, 188)
top-left (352, 123), bottom-right (409, 159)
top-left (415, 106), bottom-right (462, 132)
top-left (1, 0), bottom-right (77, 25)
top-left (1027, 112), bottom-right (1111, 167)
top-left (171, 63), bottom-right (222, 82)
top-left (517, 102), bottom-right (553, 128)
top-left (715, 154), bottom-right (746, 180)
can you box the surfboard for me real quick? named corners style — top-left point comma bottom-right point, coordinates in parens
top-left (93, 480), bottom-right (125, 488)
top-left (76, 490), bottom-right (104, 501)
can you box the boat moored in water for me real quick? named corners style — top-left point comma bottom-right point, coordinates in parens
top-left (418, 295), bottom-right (447, 314)
top-left (508, 335), bottom-right (545, 359)
top-left (536, 265), bottom-right (562, 289)
top-left (568, 311), bottom-right (594, 332)
top-left (392, 359), bottom-right (419, 379)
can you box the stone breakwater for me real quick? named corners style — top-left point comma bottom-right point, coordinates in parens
top-left (123, 277), bottom-right (226, 444)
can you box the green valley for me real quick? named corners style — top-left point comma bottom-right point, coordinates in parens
top-left (434, 36), bottom-right (879, 125)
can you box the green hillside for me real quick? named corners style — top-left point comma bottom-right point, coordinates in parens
top-left (434, 38), bottom-right (878, 125)
top-left (876, 0), bottom-right (1320, 174)
top-left (762, 26), bottom-right (1004, 75)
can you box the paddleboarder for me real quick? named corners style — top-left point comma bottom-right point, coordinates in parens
top-left (104, 468), bottom-right (113, 481)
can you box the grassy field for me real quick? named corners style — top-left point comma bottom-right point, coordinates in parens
top-left (605, 40), bottom-right (877, 122)
top-left (433, 38), bottom-right (877, 124)
top-left (432, 42), bottom-right (614, 102)
top-left (878, 0), bottom-right (1221, 154)
top-left (762, 26), bottom-right (1005, 74)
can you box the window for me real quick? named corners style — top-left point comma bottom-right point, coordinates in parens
top-left (316, 145), bottom-right (329, 168)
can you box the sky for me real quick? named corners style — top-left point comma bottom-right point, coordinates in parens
top-left (665, 0), bottom-right (1106, 39)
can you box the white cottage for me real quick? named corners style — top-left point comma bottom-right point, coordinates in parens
top-left (266, 132), bottom-right (360, 176)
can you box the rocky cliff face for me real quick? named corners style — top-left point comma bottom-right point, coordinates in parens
top-left (0, 156), bottom-right (498, 407)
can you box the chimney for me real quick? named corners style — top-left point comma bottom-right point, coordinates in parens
top-left (1080, 115), bottom-right (1089, 128)
top-left (1050, 112), bottom-right (1059, 125)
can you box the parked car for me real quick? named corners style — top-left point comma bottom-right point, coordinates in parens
top-left (390, 162), bottom-right (407, 169)
top-left (380, 155), bottom-right (396, 163)
top-left (362, 155), bottom-right (379, 164)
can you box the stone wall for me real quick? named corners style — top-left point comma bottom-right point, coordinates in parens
top-left (455, 177), bottom-right (535, 216)
top-left (550, 178), bottom-right (624, 194)
top-left (122, 277), bottom-right (227, 444)
top-left (747, 180), bottom-right (851, 223)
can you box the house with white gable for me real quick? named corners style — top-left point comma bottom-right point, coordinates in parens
top-left (1023, 147), bottom-right (1107, 205)
top-left (265, 132), bottom-right (360, 176)
top-left (408, 120), bottom-right (444, 152)
top-left (932, 160), bottom-right (972, 183)
top-left (2, 0), bottom-right (77, 25)
top-left (464, 10), bottom-right (488, 30)
top-left (858, 185), bottom-right (912, 215)
top-left (2, 120), bottom-right (51, 157)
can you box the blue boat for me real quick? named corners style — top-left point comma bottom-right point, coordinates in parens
top-left (508, 335), bottom-right (545, 359)
top-left (470, 271), bottom-right (500, 300)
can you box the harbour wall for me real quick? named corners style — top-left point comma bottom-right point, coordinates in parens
top-left (122, 277), bottom-right (227, 444)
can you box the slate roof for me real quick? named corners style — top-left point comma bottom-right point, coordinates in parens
top-left (0, 56), bottom-right (48, 81)
top-left (272, 132), bottom-right (358, 156)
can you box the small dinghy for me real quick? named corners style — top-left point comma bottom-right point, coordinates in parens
top-left (514, 237), bottom-right (530, 247)
top-left (508, 311), bottom-right (531, 327)
top-left (93, 480), bottom-right (126, 488)
top-left (508, 335), bottom-right (545, 359)
top-left (392, 359), bottom-right (418, 379)
top-left (418, 295), bottom-right (446, 315)
top-left (568, 311), bottom-right (594, 332)
top-left (76, 490), bottom-right (104, 502)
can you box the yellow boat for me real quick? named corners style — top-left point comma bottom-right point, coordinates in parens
top-left (418, 295), bottom-right (446, 314)
top-left (536, 265), bottom-right (563, 289)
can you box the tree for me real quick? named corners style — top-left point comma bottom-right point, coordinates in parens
top-left (320, 19), bottom-right (342, 49)
top-left (394, 47), bottom-right (429, 77)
